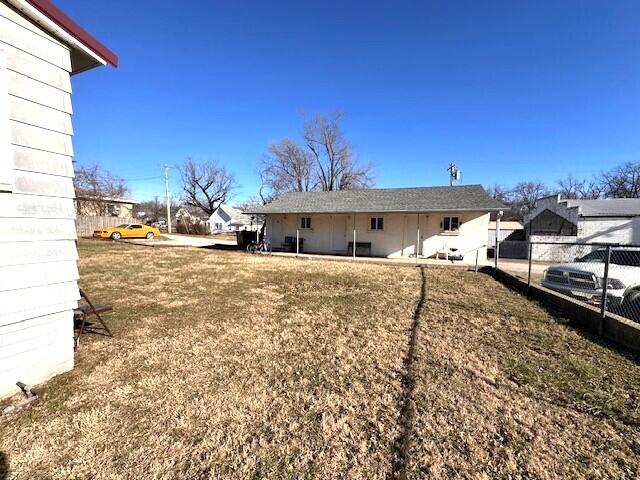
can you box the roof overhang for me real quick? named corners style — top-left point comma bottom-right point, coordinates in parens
top-left (6, 0), bottom-right (118, 73)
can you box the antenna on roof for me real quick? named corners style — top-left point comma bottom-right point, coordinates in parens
top-left (447, 163), bottom-right (461, 186)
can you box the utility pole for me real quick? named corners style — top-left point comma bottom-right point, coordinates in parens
top-left (163, 164), bottom-right (172, 233)
top-left (447, 163), bottom-right (461, 186)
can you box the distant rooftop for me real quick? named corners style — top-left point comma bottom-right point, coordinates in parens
top-left (76, 195), bottom-right (138, 204)
top-left (563, 198), bottom-right (640, 217)
top-left (247, 185), bottom-right (506, 214)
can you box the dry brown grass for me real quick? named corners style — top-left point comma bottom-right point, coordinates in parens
top-left (0, 240), bottom-right (419, 479)
top-left (1, 241), bottom-right (639, 479)
top-left (407, 267), bottom-right (640, 479)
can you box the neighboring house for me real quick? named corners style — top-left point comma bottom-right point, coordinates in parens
top-left (0, 0), bottom-right (117, 399)
top-left (209, 204), bottom-right (260, 231)
top-left (248, 185), bottom-right (505, 261)
top-left (524, 195), bottom-right (640, 261)
top-left (75, 196), bottom-right (138, 218)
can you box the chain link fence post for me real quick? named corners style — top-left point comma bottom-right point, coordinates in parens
top-left (599, 245), bottom-right (612, 335)
top-left (527, 241), bottom-right (533, 287)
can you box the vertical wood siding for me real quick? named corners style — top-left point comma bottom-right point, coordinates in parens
top-left (76, 215), bottom-right (136, 238)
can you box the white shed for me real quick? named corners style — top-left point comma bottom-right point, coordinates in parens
top-left (0, 0), bottom-right (117, 399)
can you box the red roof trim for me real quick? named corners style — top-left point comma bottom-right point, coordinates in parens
top-left (25, 0), bottom-right (118, 67)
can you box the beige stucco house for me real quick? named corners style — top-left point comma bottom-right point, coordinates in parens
top-left (249, 185), bottom-right (505, 262)
top-left (0, 0), bottom-right (117, 399)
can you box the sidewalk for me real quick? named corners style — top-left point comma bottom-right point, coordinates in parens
top-left (268, 250), bottom-right (494, 269)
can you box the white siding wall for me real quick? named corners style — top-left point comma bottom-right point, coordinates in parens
top-left (0, 1), bottom-right (78, 399)
top-left (578, 217), bottom-right (635, 244)
top-left (266, 211), bottom-right (489, 261)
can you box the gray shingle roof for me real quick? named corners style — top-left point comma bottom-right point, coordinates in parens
top-left (247, 185), bottom-right (505, 214)
top-left (564, 198), bottom-right (640, 217)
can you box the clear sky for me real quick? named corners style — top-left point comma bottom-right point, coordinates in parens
top-left (59, 0), bottom-right (640, 203)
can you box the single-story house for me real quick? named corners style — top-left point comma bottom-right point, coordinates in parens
top-left (0, 0), bottom-right (117, 399)
top-left (209, 204), bottom-right (260, 232)
top-left (524, 195), bottom-right (640, 261)
top-left (248, 185), bottom-right (505, 261)
top-left (75, 196), bottom-right (138, 218)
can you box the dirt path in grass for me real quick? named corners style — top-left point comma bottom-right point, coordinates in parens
top-left (391, 266), bottom-right (428, 480)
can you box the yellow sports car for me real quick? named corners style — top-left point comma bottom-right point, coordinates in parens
top-left (93, 224), bottom-right (161, 240)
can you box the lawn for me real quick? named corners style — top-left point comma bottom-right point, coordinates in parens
top-left (1, 240), bottom-right (639, 479)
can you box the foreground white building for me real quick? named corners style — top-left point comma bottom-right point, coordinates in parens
top-left (0, 0), bottom-right (117, 398)
top-left (249, 185), bottom-right (505, 261)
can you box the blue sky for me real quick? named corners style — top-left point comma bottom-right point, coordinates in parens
top-left (60, 0), bottom-right (640, 203)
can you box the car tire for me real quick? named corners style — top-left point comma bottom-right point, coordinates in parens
top-left (146, 232), bottom-right (155, 239)
top-left (110, 232), bottom-right (121, 240)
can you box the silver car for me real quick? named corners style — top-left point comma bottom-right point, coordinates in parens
top-left (541, 248), bottom-right (640, 318)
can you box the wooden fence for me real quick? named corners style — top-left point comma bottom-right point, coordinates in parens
top-left (76, 215), bottom-right (134, 238)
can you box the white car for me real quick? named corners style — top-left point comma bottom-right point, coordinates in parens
top-left (541, 248), bottom-right (640, 319)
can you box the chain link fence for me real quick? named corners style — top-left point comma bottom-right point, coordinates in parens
top-left (502, 241), bottom-right (640, 324)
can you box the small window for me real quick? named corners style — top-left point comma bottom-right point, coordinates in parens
top-left (301, 217), bottom-right (312, 229)
top-left (129, 224), bottom-right (143, 229)
top-left (370, 217), bottom-right (384, 230)
top-left (441, 216), bottom-right (460, 232)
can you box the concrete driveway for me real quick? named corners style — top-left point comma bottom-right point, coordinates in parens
top-left (125, 233), bottom-right (237, 248)
top-left (498, 259), bottom-right (551, 282)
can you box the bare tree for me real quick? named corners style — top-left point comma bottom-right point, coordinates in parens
top-left (485, 184), bottom-right (510, 203)
top-left (510, 181), bottom-right (550, 219)
top-left (556, 175), bottom-right (586, 199)
top-left (259, 138), bottom-right (314, 201)
top-left (236, 196), bottom-right (264, 212)
top-left (598, 162), bottom-right (640, 198)
top-left (303, 112), bottom-right (373, 191)
top-left (74, 162), bottom-right (129, 216)
top-left (179, 158), bottom-right (236, 215)
top-left (556, 175), bottom-right (602, 200)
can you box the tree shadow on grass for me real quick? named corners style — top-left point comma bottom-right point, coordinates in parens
top-left (390, 265), bottom-right (427, 480)
top-left (0, 451), bottom-right (8, 480)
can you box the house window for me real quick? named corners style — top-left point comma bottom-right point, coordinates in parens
top-left (370, 217), bottom-right (384, 230)
top-left (0, 49), bottom-right (12, 193)
top-left (441, 216), bottom-right (460, 232)
top-left (301, 217), bottom-right (312, 229)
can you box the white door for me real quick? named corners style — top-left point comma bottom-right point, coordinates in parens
top-left (270, 217), bottom-right (284, 243)
top-left (403, 214), bottom-right (418, 256)
top-left (419, 215), bottom-right (431, 257)
top-left (331, 216), bottom-right (347, 252)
